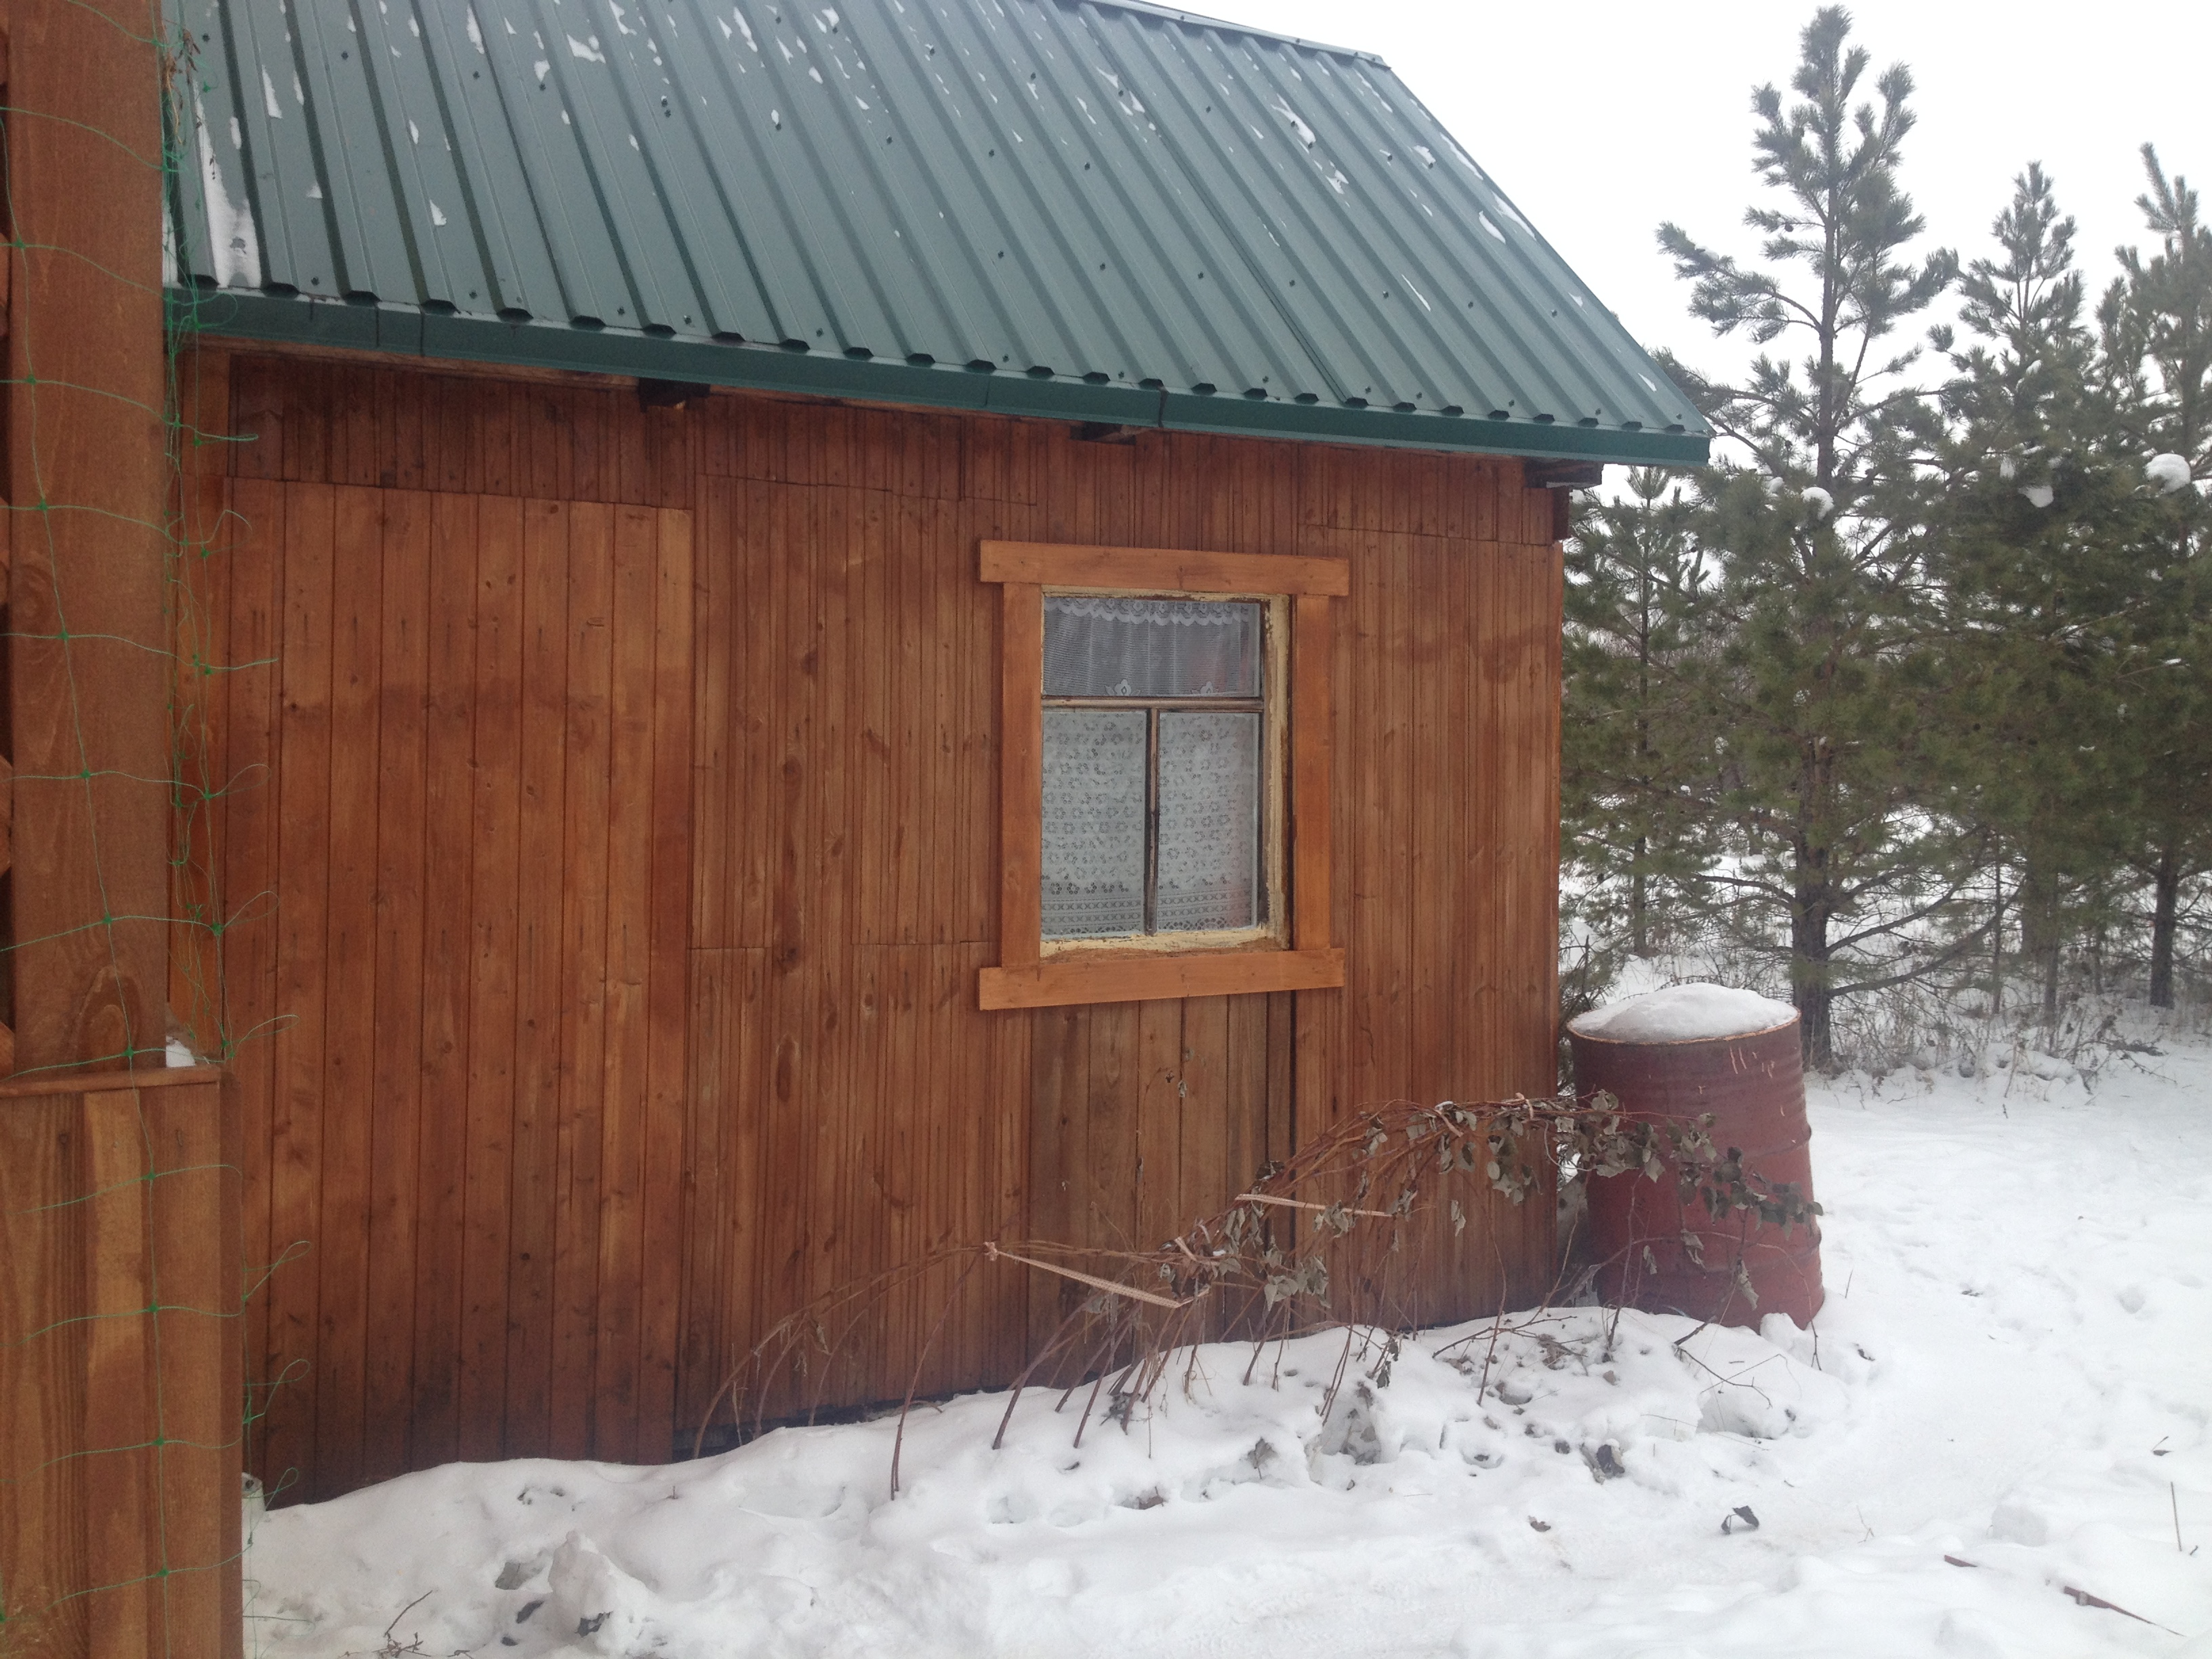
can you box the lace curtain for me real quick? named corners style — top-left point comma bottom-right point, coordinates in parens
top-left (1039, 598), bottom-right (1264, 940)
top-left (1157, 712), bottom-right (1258, 931)
top-left (1044, 596), bottom-right (1261, 698)
top-left (1041, 709), bottom-right (1147, 938)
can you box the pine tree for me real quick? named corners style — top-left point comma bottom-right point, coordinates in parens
top-left (1929, 165), bottom-right (2142, 1023)
top-left (2097, 147), bottom-right (2212, 1007)
top-left (1654, 6), bottom-right (1961, 1066)
top-left (1562, 471), bottom-right (1715, 960)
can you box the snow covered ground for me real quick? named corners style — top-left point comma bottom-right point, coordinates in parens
top-left (245, 1006), bottom-right (2212, 1658)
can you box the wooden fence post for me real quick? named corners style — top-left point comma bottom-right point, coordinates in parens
top-left (2, 0), bottom-right (172, 1075)
top-left (0, 1069), bottom-right (243, 1659)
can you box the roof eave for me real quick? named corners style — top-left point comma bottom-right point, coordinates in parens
top-left (173, 288), bottom-right (1710, 468)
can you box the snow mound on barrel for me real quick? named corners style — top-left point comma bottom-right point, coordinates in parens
top-left (1570, 982), bottom-right (1796, 1044)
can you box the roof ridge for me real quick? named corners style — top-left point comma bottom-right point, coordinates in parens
top-left (1045, 0), bottom-right (1387, 66)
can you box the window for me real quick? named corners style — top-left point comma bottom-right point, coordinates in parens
top-left (978, 541), bottom-right (1347, 1010)
top-left (1042, 595), bottom-right (1271, 942)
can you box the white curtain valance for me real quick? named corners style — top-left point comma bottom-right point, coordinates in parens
top-left (1044, 595), bottom-right (1261, 699)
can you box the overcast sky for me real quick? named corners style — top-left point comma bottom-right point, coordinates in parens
top-left (1203, 0), bottom-right (2210, 390)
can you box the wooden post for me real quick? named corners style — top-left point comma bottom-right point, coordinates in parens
top-left (0, 1068), bottom-right (244, 1659)
top-left (3, 0), bottom-right (172, 1074)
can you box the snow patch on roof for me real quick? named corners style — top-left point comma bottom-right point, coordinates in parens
top-left (194, 89), bottom-right (262, 288)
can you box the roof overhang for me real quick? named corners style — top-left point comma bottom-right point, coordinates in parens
top-left (176, 288), bottom-right (1710, 468)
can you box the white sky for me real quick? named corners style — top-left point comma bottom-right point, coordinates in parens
top-left (1203, 0), bottom-right (2212, 390)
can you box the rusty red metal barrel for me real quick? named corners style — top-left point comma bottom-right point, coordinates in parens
top-left (1568, 985), bottom-right (1825, 1330)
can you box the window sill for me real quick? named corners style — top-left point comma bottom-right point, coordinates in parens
top-left (978, 946), bottom-right (1345, 1010)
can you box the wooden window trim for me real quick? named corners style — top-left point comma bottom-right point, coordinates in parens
top-left (978, 541), bottom-right (1345, 1010)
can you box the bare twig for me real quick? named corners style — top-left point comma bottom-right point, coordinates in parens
top-left (1232, 1192), bottom-right (1395, 1220)
top-left (2061, 1584), bottom-right (2180, 1635)
top-left (983, 1242), bottom-right (1194, 1309)
top-left (890, 1254), bottom-right (983, 1497)
top-left (695, 1087), bottom-right (1818, 1490)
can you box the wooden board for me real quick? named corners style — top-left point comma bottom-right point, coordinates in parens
top-left (979, 540), bottom-right (1351, 596)
top-left (1290, 592), bottom-right (1335, 953)
top-left (0, 1071), bottom-right (243, 1659)
top-left (197, 482), bottom-right (693, 1495)
top-left (5, 0), bottom-right (171, 1078)
top-left (996, 583), bottom-right (1044, 972)
top-left (979, 948), bottom-right (1345, 1009)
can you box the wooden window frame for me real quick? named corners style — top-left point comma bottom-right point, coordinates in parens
top-left (978, 541), bottom-right (1347, 1010)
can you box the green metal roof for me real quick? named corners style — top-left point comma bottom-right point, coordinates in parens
top-left (167, 0), bottom-right (1707, 465)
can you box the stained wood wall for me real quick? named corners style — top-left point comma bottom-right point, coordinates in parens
top-left (178, 346), bottom-right (1563, 1501)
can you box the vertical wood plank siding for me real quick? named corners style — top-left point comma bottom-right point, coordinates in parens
top-left (188, 351), bottom-right (1561, 1497)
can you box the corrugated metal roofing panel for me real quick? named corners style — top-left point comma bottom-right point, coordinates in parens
top-left (167, 0), bottom-right (1706, 464)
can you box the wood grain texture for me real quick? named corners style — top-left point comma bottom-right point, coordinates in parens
top-left (979, 948), bottom-right (1346, 1009)
top-left (996, 583), bottom-right (1044, 973)
top-left (0, 1072), bottom-right (243, 1659)
top-left (199, 483), bottom-right (691, 1494)
top-left (1290, 592), bottom-right (1335, 953)
top-left (5, 0), bottom-right (171, 1073)
top-left (979, 540), bottom-right (1350, 596)
top-left (412, 489), bottom-right (480, 1467)
top-left (985, 556), bottom-right (1335, 1011)
top-left (190, 360), bottom-right (1562, 1489)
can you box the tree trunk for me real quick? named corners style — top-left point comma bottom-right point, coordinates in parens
top-left (1989, 869), bottom-right (2005, 1018)
top-left (2020, 857), bottom-right (2062, 1025)
top-left (1630, 841), bottom-right (1649, 957)
top-left (1791, 885), bottom-right (1835, 1071)
top-left (2148, 846), bottom-right (2181, 1009)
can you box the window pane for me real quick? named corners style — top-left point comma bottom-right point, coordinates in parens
top-left (1040, 708), bottom-right (1149, 939)
top-left (1156, 711), bottom-right (1260, 933)
top-left (1043, 596), bottom-right (1261, 698)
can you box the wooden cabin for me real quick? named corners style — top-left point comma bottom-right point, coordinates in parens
top-left (163, 0), bottom-right (1708, 1502)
